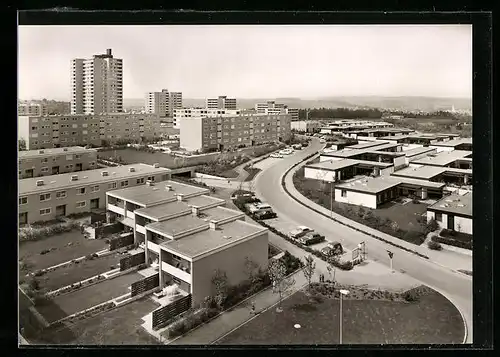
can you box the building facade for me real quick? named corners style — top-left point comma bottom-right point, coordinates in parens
top-left (426, 192), bottom-right (472, 234)
top-left (19, 146), bottom-right (98, 179)
top-left (179, 113), bottom-right (292, 152)
top-left (18, 163), bottom-right (170, 225)
top-left (291, 120), bottom-right (320, 133)
top-left (71, 49), bottom-right (123, 115)
top-left (105, 181), bottom-right (269, 306)
top-left (18, 103), bottom-right (48, 117)
top-left (255, 101), bottom-right (299, 121)
top-left (173, 108), bottom-right (241, 129)
top-left (18, 113), bottom-right (163, 150)
top-left (206, 96), bottom-right (237, 110)
top-left (145, 89), bottom-right (183, 118)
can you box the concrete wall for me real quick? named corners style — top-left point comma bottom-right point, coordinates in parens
top-left (429, 145), bottom-right (455, 153)
top-left (426, 211), bottom-right (473, 234)
top-left (304, 167), bottom-right (336, 182)
top-left (393, 156), bottom-right (406, 169)
top-left (19, 172), bottom-right (169, 224)
top-left (401, 143), bottom-right (424, 151)
top-left (18, 116), bottom-right (31, 149)
top-left (319, 156), bottom-right (343, 162)
top-left (179, 117), bottom-right (203, 151)
top-left (190, 232), bottom-right (268, 306)
top-left (405, 148), bottom-right (437, 165)
top-left (380, 166), bottom-right (394, 176)
top-left (334, 188), bottom-right (377, 209)
top-left (19, 150), bottom-right (98, 179)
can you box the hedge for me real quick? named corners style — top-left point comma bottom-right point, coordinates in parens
top-left (19, 221), bottom-right (82, 242)
top-left (431, 235), bottom-right (472, 250)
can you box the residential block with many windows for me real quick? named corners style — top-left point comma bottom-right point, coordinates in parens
top-left (206, 96), bottom-right (237, 110)
top-left (255, 101), bottom-right (299, 121)
top-left (18, 103), bottom-right (48, 117)
top-left (145, 89), bottom-right (183, 118)
top-left (18, 113), bottom-right (163, 150)
top-left (18, 163), bottom-right (170, 225)
top-left (18, 146), bottom-right (98, 178)
top-left (173, 108), bottom-right (241, 129)
top-left (105, 181), bottom-right (269, 306)
top-left (179, 113), bottom-right (292, 152)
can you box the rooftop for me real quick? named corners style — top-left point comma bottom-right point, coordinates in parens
top-left (199, 206), bottom-right (244, 222)
top-left (392, 165), bottom-right (446, 180)
top-left (148, 215), bottom-right (209, 239)
top-left (321, 142), bottom-right (401, 159)
top-left (307, 159), bottom-right (392, 172)
top-left (107, 180), bottom-right (209, 207)
top-left (345, 141), bottom-right (388, 150)
top-left (428, 192), bottom-right (472, 217)
top-left (18, 146), bottom-right (96, 159)
top-left (336, 176), bottom-right (402, 194)
top-left (160, 220), bottom-right (267, 259)
top-left (135, 201), bottom-right (192, 220)
top-left (410, 150), bottom-right (472, 167)
top-left (430, 138), bottom-right (473, 147)
top-left (402, 147), bottom-right (437, 158)
top-left (377, 133), bottom-right (460, 141)
top-left (19, 164), bottom-right (170, 195)
top-left (183, 195), bottom-right (225, 208)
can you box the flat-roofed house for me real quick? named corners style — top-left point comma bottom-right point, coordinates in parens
top-left (426, 192), bottom-right (472, 234)
top-left (334, 176), bottom-right (402, 209)
top-left (105, 181), bottom-right (269, 306)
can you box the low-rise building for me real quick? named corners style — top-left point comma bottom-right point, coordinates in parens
top-left (18, 146), bottom-right (98, 178)
top-left (426, 192), bottom-right (472, 234)
top-left (180, 113), bottom-right (291, 152)
top-left (429, 138), bottom-right (473, 152)
top-left (18, 163), bottom-right (170, 225)
top-left (408, 150), bottom-right (472, 169)
top-left (391, 165), bottom-right (472, 186)
top-left (305, 159), bottom-right (395, 183)
top-left (206, 96), bottom-right (237, 110)
top-left (173, 108), bottom-right (241, 129)
top-left (18, 103), bottom-right (48, 117)
top-left (18, 113), bottom-right (163, 150)
top-left (105, 181), bottom-right (269, 306)
top-left (291, 120), bottom-right (320, 133)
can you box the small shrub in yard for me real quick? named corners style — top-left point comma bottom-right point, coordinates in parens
top-left (40, 249), bottom-right (50, 255)
top-left (427, 240), bottom-right (443, 251)
top-left (402, 290), bottom-right (419, 302)
top-left (85, 254), bottom-right (95, 260)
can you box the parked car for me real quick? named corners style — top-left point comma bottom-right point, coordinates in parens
top-left (289, 226), bottom-right (314, 239)
top-left (270, 153), bottom-right (283, 158)
top-left (253, 209), bottom-right (277, 220)
top-left (321, 241), bottom-right (343, 257)
top-left (298, 232), bottom-right (326, 246)
top-left (319, 139), bottom-right (326, 143)
top-left (292, 144), bottom-right (302, 150)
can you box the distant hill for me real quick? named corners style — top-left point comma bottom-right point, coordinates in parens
top-left (124, 96), bottom-right (471, 112)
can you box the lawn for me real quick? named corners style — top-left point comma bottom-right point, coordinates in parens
top-left (19, 230), bottom-right (109, 272)
top-left (37, 253), bottom-right (121, 292)
top-left (36, 273), bottom-right (143, 323)
top-left (217, 287), bottom-right (464, 345)
top-left (292, 167), bottom-right (429, 245)
top-left (29, 297), bottom-right (161, 345)
top-left (244, 167), bottom-right (262, 182)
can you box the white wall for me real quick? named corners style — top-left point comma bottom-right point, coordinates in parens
top-left (304, 167), bottom-right (336, 182)
top-left (408, 163), bottom-right (424, 169)
top-left (393, 156), bottom-right (406, 169)
top-left (405, 148), bottom-right (437, 165)
top-left (334, 188), bottom-right (377, 209)
top-left (380, 166), bottom-right (394, 176)
top-left (319, 156), bottom-right (343, 162)
top-left (427, 211), bottom-right (472, 234)
top-left (179, 117), bottom-right (203, 151)
top-left (429, 145), bottom-right (454, 153)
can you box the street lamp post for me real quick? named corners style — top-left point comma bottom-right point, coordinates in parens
top-left (358, 241), bottom-right (366, 261)
top-left (330, 181), bottom-right (333, 218)
top-left (387, 250), bottom-right (394, 272)
top-left (339, 289), bottom-right (350, 344)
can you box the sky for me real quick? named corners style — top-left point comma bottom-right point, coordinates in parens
top-left (18, 25), bottom-right (472, 101)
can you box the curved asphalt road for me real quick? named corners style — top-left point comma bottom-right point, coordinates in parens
top-left (255, 138), bottom-right (473, 343)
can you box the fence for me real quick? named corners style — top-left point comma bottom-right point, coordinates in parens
top-left (152, 294), bottom-right (192, 330)
top-left (120, 252), bottom-right (146, 271)
top-left (130, 274), bottom-right (159, 297)
top-left (109, 232), bottom-right (134, 251)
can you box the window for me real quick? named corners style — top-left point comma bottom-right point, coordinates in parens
top-left (56, 191), bottom-right (67, 199)
top-left (66, 155), bottom-right (73, 161)
top-left (40, 208), bottom-right (51, 215)
top-left (40, 167), bottom-right (49, 173)
top-left (341, 190), bottom-right (347, 197)
top-left (19, 197), bottom-right (28, 205)
top-left (90, 185), bottom-right (100, 192)
top-left (77, 187), bottom-right (86, 195)
top-left (108, 182), bottom-right (117, 189)
top-left (136, 177), bottom-right (145, 184)
top-left (435, 213), bottom-right (442, 222)
top-left (76, 201), bottom-right (86, 208)
top-left (120, 180), bottom-right (129, 187)
top-left (39, 193), bottom-right (51, 202)
top-left (41, 158), bottom-right (48, 163)
top-left (172, 276), bottom-right (181, 285)
top-left (89, 161), bottom-right (95, 167)
top-left (161, 174), bottom-right (168, 181)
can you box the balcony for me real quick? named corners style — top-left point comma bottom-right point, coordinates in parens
top-left (117, 215), bottom-right (134, 228)
top-left (147, 240), bottom-right (161, 254)
top-left (161, 263), bottom-right (192, 284)
top-left (136, 224), bottom-right (146, 235)
top-left (107, 203), bottom-right (125, 216)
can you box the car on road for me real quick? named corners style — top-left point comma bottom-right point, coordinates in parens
top-left (253, 209), bottom-right (278, 220)
top-left (292, 144), bottom-right (302, 150)
top-left (270, 153), bottom-right (283, 158)
top-left (321, 241), bottom-right (343, 257)
top-left (289, 226), bottom-right (314, 239)
top-left (298, 232), bottom-right (326, 246)
top-left (280, 148), bottom-right (294, 155)
top-left (319, 139), bottom-right (326, 143)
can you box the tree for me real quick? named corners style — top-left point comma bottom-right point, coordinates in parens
top-left (302, 255), bottom-right (316, 292)
top-left (243, 256), bottom-right (259, 284)
top-left (327, 255), bottom-right (340, 283)
top-left (18, 139), bottom-right (27, 151)
top-left (268, 259), bottom-right (296, 312)
top-left (211, 269), bottom-right (229, 309)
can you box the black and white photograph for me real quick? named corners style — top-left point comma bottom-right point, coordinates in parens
top-left (16, 12), bottom-right (492, 348)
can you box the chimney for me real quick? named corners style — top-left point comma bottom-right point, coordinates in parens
top-left (209, 220), bottom-right (218, 230)
top-left (191, 206), bottom-right (199, 216)
top-left (101, 171), bottom-right (109, 177)
top-left (128, 167), bottom-right (136, 172)
top-left (165, 184), bottom-right (173, 191)
top-left (38, 150), bottom-right (44, 154)
top-left (177, 193), bottom-right (184, 202)
top-left (146, 180), bottom-right (154, 186)
top-left (36, 179), bottom-right (44, 186)
top-left (70, 175), bottom-right (79, 181)
top-left (63, 148), bottom-right (68, 152)
top-left (153, 163), bottom-right (160, 168)
top-left (106, 48), bottom-right (112, 56)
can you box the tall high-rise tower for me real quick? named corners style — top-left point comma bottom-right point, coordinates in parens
top-left (145, 89), bottom-right (183, 117)
top-left (71, 49), bottom-right (123, 115)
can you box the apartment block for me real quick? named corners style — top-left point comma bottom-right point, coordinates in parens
top-left (18, 103), bottom-right (48, 117)
top-left (255, 101), bottom-right (299, 121)
top-left (286, 108), bottom-right (300, 121)
top-left (145, 89), bottom-right (183, 118)
top-left (173, 108), bottom-right (241, 129)
top-left (106, 181), bottom-right (269, 306)
top-left (179, 113), bottom-right (292, 152)
top-left (291, 120), bottom-right (320, 133)
top-left (206, 96), bottom-right (237, 110)
top-left (71, 49), bottom-right (123, 115)
top-left (18, 146), bottom-right (98, 179)
top-left (18, 163), bottom-right (171, 225)
top-left (18, 113), bottom-right (163, 150)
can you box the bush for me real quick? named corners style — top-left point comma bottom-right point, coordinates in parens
top-left (425, 218), bottom-right (439, 234)
top-left (402, 290), bottom-right (419, 302)
top-left (427, 240), bottom-right (443, 251)
top-left (432, 235), bottom-right (472, 250)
